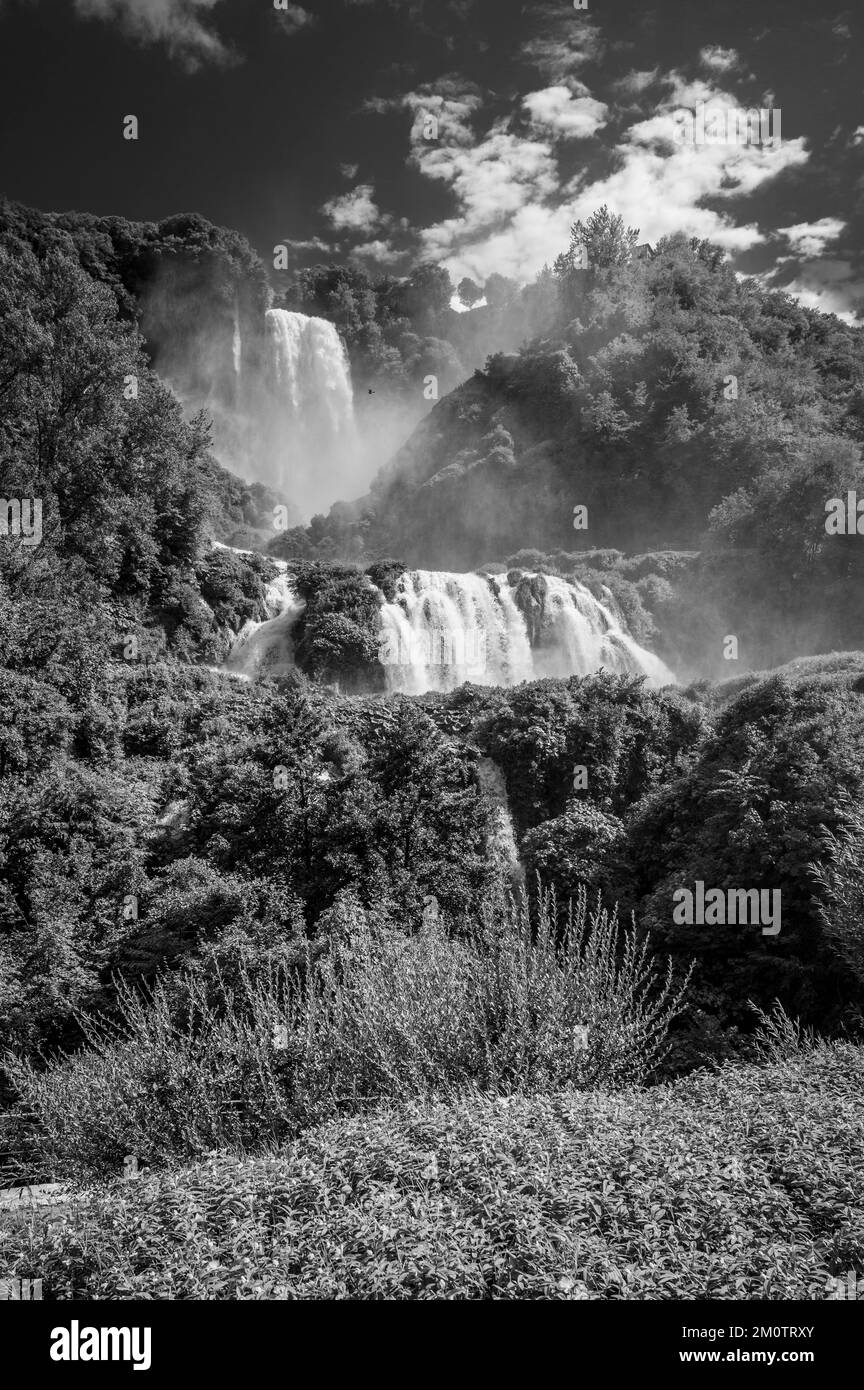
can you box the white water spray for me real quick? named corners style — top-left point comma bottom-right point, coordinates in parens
top-left (379, 571), bottom-right (535, 694)
top-left (222, 561), bottom-right (675, 692)
top-left (379, 570), bottom-right (674, 693)
top-left (232, 299), bottom-right (242, 378)
top-left (265, 309), bottom-right (354, 437)
top-left (222, 553), bottom-right (305, 680)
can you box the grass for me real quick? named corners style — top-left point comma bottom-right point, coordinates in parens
top-left (2, 1041), bottom-right (862, 1300)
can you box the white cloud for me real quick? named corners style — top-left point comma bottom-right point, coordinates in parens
top-left (412, 120), bottom-right (559, 235)
top-left (280, 236), bottom-right (332, 254)
top-left (611, 68), bottom-right (659, 97)
top-left (404, 68), bottom-right (808, 284)
top-left (779, 260), bottom-right (864, 325)
top-left (351, 238), bottom-right (403, 264)
top-left (273, 2), bottom-right (314, 35)
top-left (73, 0), bottom-right (233, 70)
top-left (852, 127), bottom-right (864, 146)
top-left (776, 218), bottom-right (846, 258)
top-left (520, 5), bottom-right (603, 81)
top-left (321, 184), bottom-right (385, 233)
top-left (699, 45), bottom-right (741, 73)
top-left (523, 85), bottom-right (608, 139)
top-left (400, 81), bottom-right (484, 146)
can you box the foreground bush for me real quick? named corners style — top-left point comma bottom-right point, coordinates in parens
top-left (4, 889), bottom-right (688, 1181)
top-left (2, 1043), bottom-right (861, 1299)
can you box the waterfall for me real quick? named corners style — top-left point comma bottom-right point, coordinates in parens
top-left (379, 571), bottom-right (534, 694)
top-left (265, 309), bottom-right (354, 438)
top-left (476, 756), bottom-right (524, 887)
top-left (232, 299), bottom-right (242, 378)
top-left (220, 557), bottom-right (675, 692)
top-left (223, 555), bottom-right (305, 680)
top-left (378, 570), bottom-right (675, 693)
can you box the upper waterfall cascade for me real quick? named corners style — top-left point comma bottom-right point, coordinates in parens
top-left (232, 300), bottom-right (242, 378)
top-left (222, 555), bottom-right (675, 691)
top-left (265, 308), bottom-right (354, 437)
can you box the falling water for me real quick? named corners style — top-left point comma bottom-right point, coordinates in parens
top-left (265, 309), bottom-right (354, 437)
top-left (224, 558), bottom-right (305, 680)
top-left (222, 560), bottom-right (675, 692)
top-left (379, 570), bottom-right (675, 693)
top-left (379, 571), bottom-right (534, 694)
top-left (530, 575), bottom-right (673, 685)
top-left (232, 299), bottom-right (242, 378)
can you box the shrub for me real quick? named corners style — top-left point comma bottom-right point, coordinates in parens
top-left (522, 808), bottom-right (625, 913)
top-left (2, 1044), bottom-right (862, 1299)
top-left (4, 887), bottom-right (689, 1181)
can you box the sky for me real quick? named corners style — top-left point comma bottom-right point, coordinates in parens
top-left (0, 0), bottom-right (862, 320)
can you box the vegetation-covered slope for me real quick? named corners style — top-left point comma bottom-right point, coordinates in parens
top-left (3, 1040), bottom-right (861, 1300)
top-left (302, 212), bottom-right (864, 675)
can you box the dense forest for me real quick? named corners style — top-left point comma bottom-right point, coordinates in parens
top-left (1, 197), bottom-right (863, 1224)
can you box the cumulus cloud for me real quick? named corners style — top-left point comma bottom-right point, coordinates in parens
top-left (273, 3), bottom-right (315, 36)
top-left (523, 85), bottom-right (608, 139)
top-left (280, 236), bottom-right (333, 254)
top-left (392, 77), bottom-right (485, 145)
top-left (392, 64), bottom-right (808, 284)
top-left (321, 184), bottom-right (386, 233)
top-left (776, 218), bottom-right (846, 258)
top-left (611, 68), bottom-right (659, 97)
top-left (350, 238), bottom-right (403, 264)
top-left (778, 260), bottom-right (864, 325)
top-left (73, 0), bottom-right (233, 70)
top-left (520, 4), bottom-right (603, 81)
top-left (699, 45), bottom-right (741, 73)
top-left (412, 120), bottom-right (559, 237)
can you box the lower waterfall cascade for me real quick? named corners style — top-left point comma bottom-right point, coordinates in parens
top-left (222, 556), bottom-right (676, 691)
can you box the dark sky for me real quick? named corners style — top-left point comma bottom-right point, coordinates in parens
top-left (1, 0), bottom-right (862, 318)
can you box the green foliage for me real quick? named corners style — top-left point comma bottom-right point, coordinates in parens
top-left (364, 558), bottom-right (406, 601)
top-left (556, 206), bottom-right (640, 277)
top-left (196, 547), bottom-right (277, 633)
top-left (478, 672), bottom-right (704, 835)
top-left (523, 808), bottom-right (624, 903)
top-left (3, 884), bottom-right (687, 1181)
top-left (288, 563), bottom-right (384, 688)
top-left (3, 1044), bottom-right (863, 1298)
top-left (626, 669), bottom-right (864, 1030)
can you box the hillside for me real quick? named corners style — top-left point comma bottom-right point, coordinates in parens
top-left (302, 216), bottom-right (864, 676)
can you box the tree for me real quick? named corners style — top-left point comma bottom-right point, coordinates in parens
top-left (555, 206), bottom-right (639, 275)
top-left (401, 263), bottom-right (454, 331)
top-left (457, 276), bottom-right (483, 308)
top-left (483, 273), bottom-right (518, 309)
